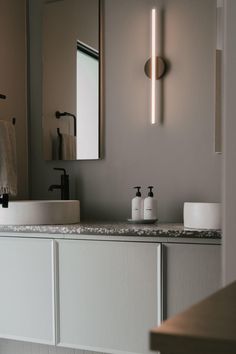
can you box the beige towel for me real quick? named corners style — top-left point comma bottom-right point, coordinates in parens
top-left (0, 120), bottom-right (17, 195)
top-left (61, 134), bottom-right (76, 160)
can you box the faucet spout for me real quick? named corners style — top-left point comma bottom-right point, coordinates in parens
top-left (48, 184), bottom-right (61, 192)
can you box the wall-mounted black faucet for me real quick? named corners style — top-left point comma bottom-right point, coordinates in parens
top-left (48, 168), bottom-right (70, 200)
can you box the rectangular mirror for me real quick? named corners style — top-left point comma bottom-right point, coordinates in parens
top-left (42, 0), bottom-right (102, 160)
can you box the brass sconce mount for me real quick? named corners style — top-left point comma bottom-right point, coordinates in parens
top-left (144, 56), bottom-right (166, 80)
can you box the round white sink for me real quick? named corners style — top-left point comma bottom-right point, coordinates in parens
top-left (184, 202), bottom-right (221, 230)
top-left (0, 200), bottom-right (80, 225)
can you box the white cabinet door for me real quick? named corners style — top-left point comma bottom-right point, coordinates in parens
top-left (163, 243), bottom-right (221, 319)
top-left (58, 240), bottom-right (161, 354)
top-left (0, 237), bottom-right (56, 345)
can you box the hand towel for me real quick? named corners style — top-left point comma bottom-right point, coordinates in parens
top-left (0, 120), bottom-right (17, 196)
top-left (61, 134), bottom-right (76, 160)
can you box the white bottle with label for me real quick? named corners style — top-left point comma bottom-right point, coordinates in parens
top-left (132, 186), bottom-right (144, 221)
top-left (144, 186), bottom-right (157, 220)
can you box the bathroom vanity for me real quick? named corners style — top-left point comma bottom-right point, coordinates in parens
top-left (0, 223), bottom-right (221, 354)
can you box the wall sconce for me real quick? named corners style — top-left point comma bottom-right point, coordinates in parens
top-left (144, 8), bottom-right (166, 125)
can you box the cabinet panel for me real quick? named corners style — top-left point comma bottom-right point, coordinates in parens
top-left (163, 243), bottom-right (221, 319)
top-left (58, 240), bottom-right (161, 354)
top-left (0, 238), bottom-right (55, 344)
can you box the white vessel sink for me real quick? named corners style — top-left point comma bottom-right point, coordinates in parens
top-left (0, 200), bottom-right (80, 225)
top-left (184, 202), bottom-right (221, 230)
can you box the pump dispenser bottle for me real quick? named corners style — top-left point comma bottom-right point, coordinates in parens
top-left (132, 186), bottom-right (144, 221)
top-left (144, 186), bottom-right (157, 220)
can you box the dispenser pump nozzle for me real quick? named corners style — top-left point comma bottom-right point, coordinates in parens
top-left (148, 186), bottom-right (154, 197)
top-left (134, 186), bottom-right (141, 197)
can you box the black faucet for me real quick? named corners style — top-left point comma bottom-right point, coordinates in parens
top-left (48, 168), bottom-right (70, 200)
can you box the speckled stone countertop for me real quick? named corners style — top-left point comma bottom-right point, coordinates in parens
top-left (0, 222), bottom-right (221, 244)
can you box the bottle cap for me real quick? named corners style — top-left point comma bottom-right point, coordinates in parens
top-left (134, 186), bottom-right (141, 197)
top-left (148, 186), bottom-right (154, 197)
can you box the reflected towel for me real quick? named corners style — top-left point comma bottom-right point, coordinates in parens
top-left (0, 120), bottom-right (17, 195)
top-left (61, 134), bottom-right (76, 160)
top-left (53, 135), bottom-right (60, 160)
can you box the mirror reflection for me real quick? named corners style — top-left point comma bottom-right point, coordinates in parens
top-left (42, 0), bottom-right (101, 160)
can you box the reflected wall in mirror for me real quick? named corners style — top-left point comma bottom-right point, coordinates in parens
top-left (42, 0), bottom-right (102, 160)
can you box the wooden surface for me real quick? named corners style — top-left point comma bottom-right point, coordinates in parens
top-left (150, 281), bottom-right (236, 354)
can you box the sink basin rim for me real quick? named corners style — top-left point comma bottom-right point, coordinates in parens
top-left (0, 200), bottom-right (80, 225)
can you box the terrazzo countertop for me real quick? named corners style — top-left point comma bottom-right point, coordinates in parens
top-left (0, 222), bottom-right (221, 244)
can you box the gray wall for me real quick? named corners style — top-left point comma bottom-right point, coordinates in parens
top-left (223, 0), bottom-right (236, 285)
top-left (29, 0), bottom-right (221, 222)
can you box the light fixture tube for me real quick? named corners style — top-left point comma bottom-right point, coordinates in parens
top-left (151, 8), bottom-right (156, 124)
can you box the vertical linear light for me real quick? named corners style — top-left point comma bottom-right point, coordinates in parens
top-left (145, 8), bottom-right (165, 125)
top-left (151, 8), bottom-right (156, 124)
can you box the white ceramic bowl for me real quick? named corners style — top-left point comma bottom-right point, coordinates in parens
top-left (184, 202), bottom-right (221, 230)
top-left (0, 200), bottom-right (80, 225)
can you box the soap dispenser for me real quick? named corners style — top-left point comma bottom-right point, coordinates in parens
top-left (132, 186), bottom-right (144, 221)
top-left (144, 186), bottom-right (157, 220)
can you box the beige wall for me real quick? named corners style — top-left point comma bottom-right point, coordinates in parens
top-left (0, 0), bottom-right (28, 199)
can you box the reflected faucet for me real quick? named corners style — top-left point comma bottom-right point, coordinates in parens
top-left (48, 168), bottom-right (70, 200)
